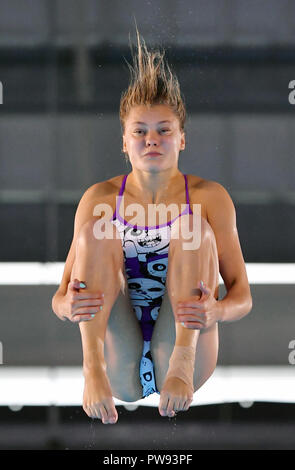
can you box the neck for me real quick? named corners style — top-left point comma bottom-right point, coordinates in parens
top-left (127, 167), bottom-right (183, 204)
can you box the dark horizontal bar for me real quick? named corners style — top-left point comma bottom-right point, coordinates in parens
top-left (0, 44), bottom-right (295, 64)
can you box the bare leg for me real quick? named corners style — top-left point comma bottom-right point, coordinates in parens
top-left (151, 215), bottom-right (219, 417)
top-left (104, 288), bottom-right (143, 403)
top-left (151, 293), bottom-right (218, 392)
top-left (71, 218), bottom-right (142, 424)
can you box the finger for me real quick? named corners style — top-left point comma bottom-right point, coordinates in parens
top-left (199, 280), bottom-right (210, 295)
top-left (74, 299), bottom-right (104, 308)
top-left (70, 280), bottom-right (104, 298)
top-left (177, 302), bottom-right (206, 309)
top-left (69, 279), bottom-right (86, 291)
top-left (72, 314), bottom-right (96, 323)
top-left (75, 292), bottom-right (104, 300)
top-left (177, 308), bottom-right (206, 315)
top-left (182, 321), bottom-right (204, 329)
top-left (176, 315), bottom-right (206, 325)
top-left (177, 314), bottom-right (206, 324)
top-left (71, 306), bottom-right (100, 318)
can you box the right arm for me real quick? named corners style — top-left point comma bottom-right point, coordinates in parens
top-left (51, 182), bottom-right (104, 321)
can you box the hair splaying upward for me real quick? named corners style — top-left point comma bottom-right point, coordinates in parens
top-left (119, 25), bottom-right (186, 139)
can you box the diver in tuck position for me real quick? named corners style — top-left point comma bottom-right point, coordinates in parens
top-left (52, 28), bottom-right (252, 423)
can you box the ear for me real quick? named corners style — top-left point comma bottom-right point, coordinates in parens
top-left (180, 131), bottom-right (186, 151)
top-left (122, 135), bottom-right (127, 153)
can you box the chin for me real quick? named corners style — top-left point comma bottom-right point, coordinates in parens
top-left (144, 165), bottom-right (164, 174)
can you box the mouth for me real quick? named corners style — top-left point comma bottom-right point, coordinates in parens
top-left (144, 152), bottom-right (163, 157)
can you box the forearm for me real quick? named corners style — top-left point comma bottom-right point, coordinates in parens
top-left (217, 281), bottom-right (252, 323)
top-left (51, 290), bottom-right (67, 321)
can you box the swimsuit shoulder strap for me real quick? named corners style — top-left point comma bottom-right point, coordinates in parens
top-left (183, 174), bottom-right (193, 215)
top-left (112, 174), bottom-right (128, 220)
top-left (118, 174), bottom-right (128, 196)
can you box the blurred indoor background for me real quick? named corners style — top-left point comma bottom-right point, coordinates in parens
top-left (0, 0), bottom-right (294, 450)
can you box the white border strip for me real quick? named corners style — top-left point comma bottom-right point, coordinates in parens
top-left (0, 366), bottom-right (294, 407)
top-left (0, 263), bottom-right (294, 284)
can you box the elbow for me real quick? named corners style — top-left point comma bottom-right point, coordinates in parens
top-left (51, 290), bottom-right (60, 317)
top-left (246, 294), bottom-right (253, 315)
top-left (51, 294), bottom-right (57, 316)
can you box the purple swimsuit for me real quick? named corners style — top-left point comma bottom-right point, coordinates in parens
top-left (111, 173), bottom-right (193, 398)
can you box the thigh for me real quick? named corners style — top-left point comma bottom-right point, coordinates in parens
top-left (104, 284), bottom-right (144, 401)
top-left (150, 288), bottom-right (178, 391)
top-left (193, 322), bottom-right (218, 391)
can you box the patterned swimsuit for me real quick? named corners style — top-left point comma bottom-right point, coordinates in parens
top-left (111, 173), bottom-right (193, 398)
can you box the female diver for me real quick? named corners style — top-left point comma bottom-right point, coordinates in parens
top-left (52, 29), bottom-right (252, 424)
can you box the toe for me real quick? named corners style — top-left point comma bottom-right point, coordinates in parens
top-left (166, 398), bottom-right (176, 418)
top-left (159, 392), bottom-right (169, 417)
top-left (91, 405), bottom-right (102, 420)
top-left (99, 404), bottom-right (108, 424)
top-left (178, 398), bottom-right (187, 412)
top-left (174, 398), bottom-right (182, 412)
top-left (84, 404), bottom-right (95, 418)
top-left (105, 399), bottom-right (118, 424)
top-left (183, 399), bottom-right (191, 411)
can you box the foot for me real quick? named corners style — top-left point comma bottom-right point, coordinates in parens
top-left (158, 376), bottom-right (194, 418)
top-left (83, 364), bottom-right (118, 424)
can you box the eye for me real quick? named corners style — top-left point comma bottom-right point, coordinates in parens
top-left (133, 129), bottom-right (171, 135)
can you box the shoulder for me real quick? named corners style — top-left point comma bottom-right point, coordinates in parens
top-left (203, 180), bottom-right (235, 211)
top-left (81, 174), bottom-right (125, 201)
top-left (188, 174), bottom-right (226, 194)
top-left (188, 174), bottom-right (232, 200)
top-left (187, 174), bottom-right (235, 221)
top-left (75, 174), bottom-right (125, 223)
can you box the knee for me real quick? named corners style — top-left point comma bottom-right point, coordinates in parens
top-left (171, 214), bottom-right (217, 252)
top-left (76, 217), bottom-right (121, 251)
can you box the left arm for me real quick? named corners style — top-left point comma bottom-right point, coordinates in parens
top-left (206, 181), bottom-right (253, 323)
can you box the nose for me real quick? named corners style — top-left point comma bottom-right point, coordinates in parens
top-left (145, 130), bottom-right (160, 147)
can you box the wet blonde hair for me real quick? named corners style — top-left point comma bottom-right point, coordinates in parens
top-left (120, 26), bottom-right (186, 161)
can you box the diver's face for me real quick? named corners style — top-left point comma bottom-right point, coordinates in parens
top-left (122, 104), bottom-right (185, 173)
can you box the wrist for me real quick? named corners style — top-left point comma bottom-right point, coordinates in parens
top-left (216, 299), bottom-right (225, 323)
